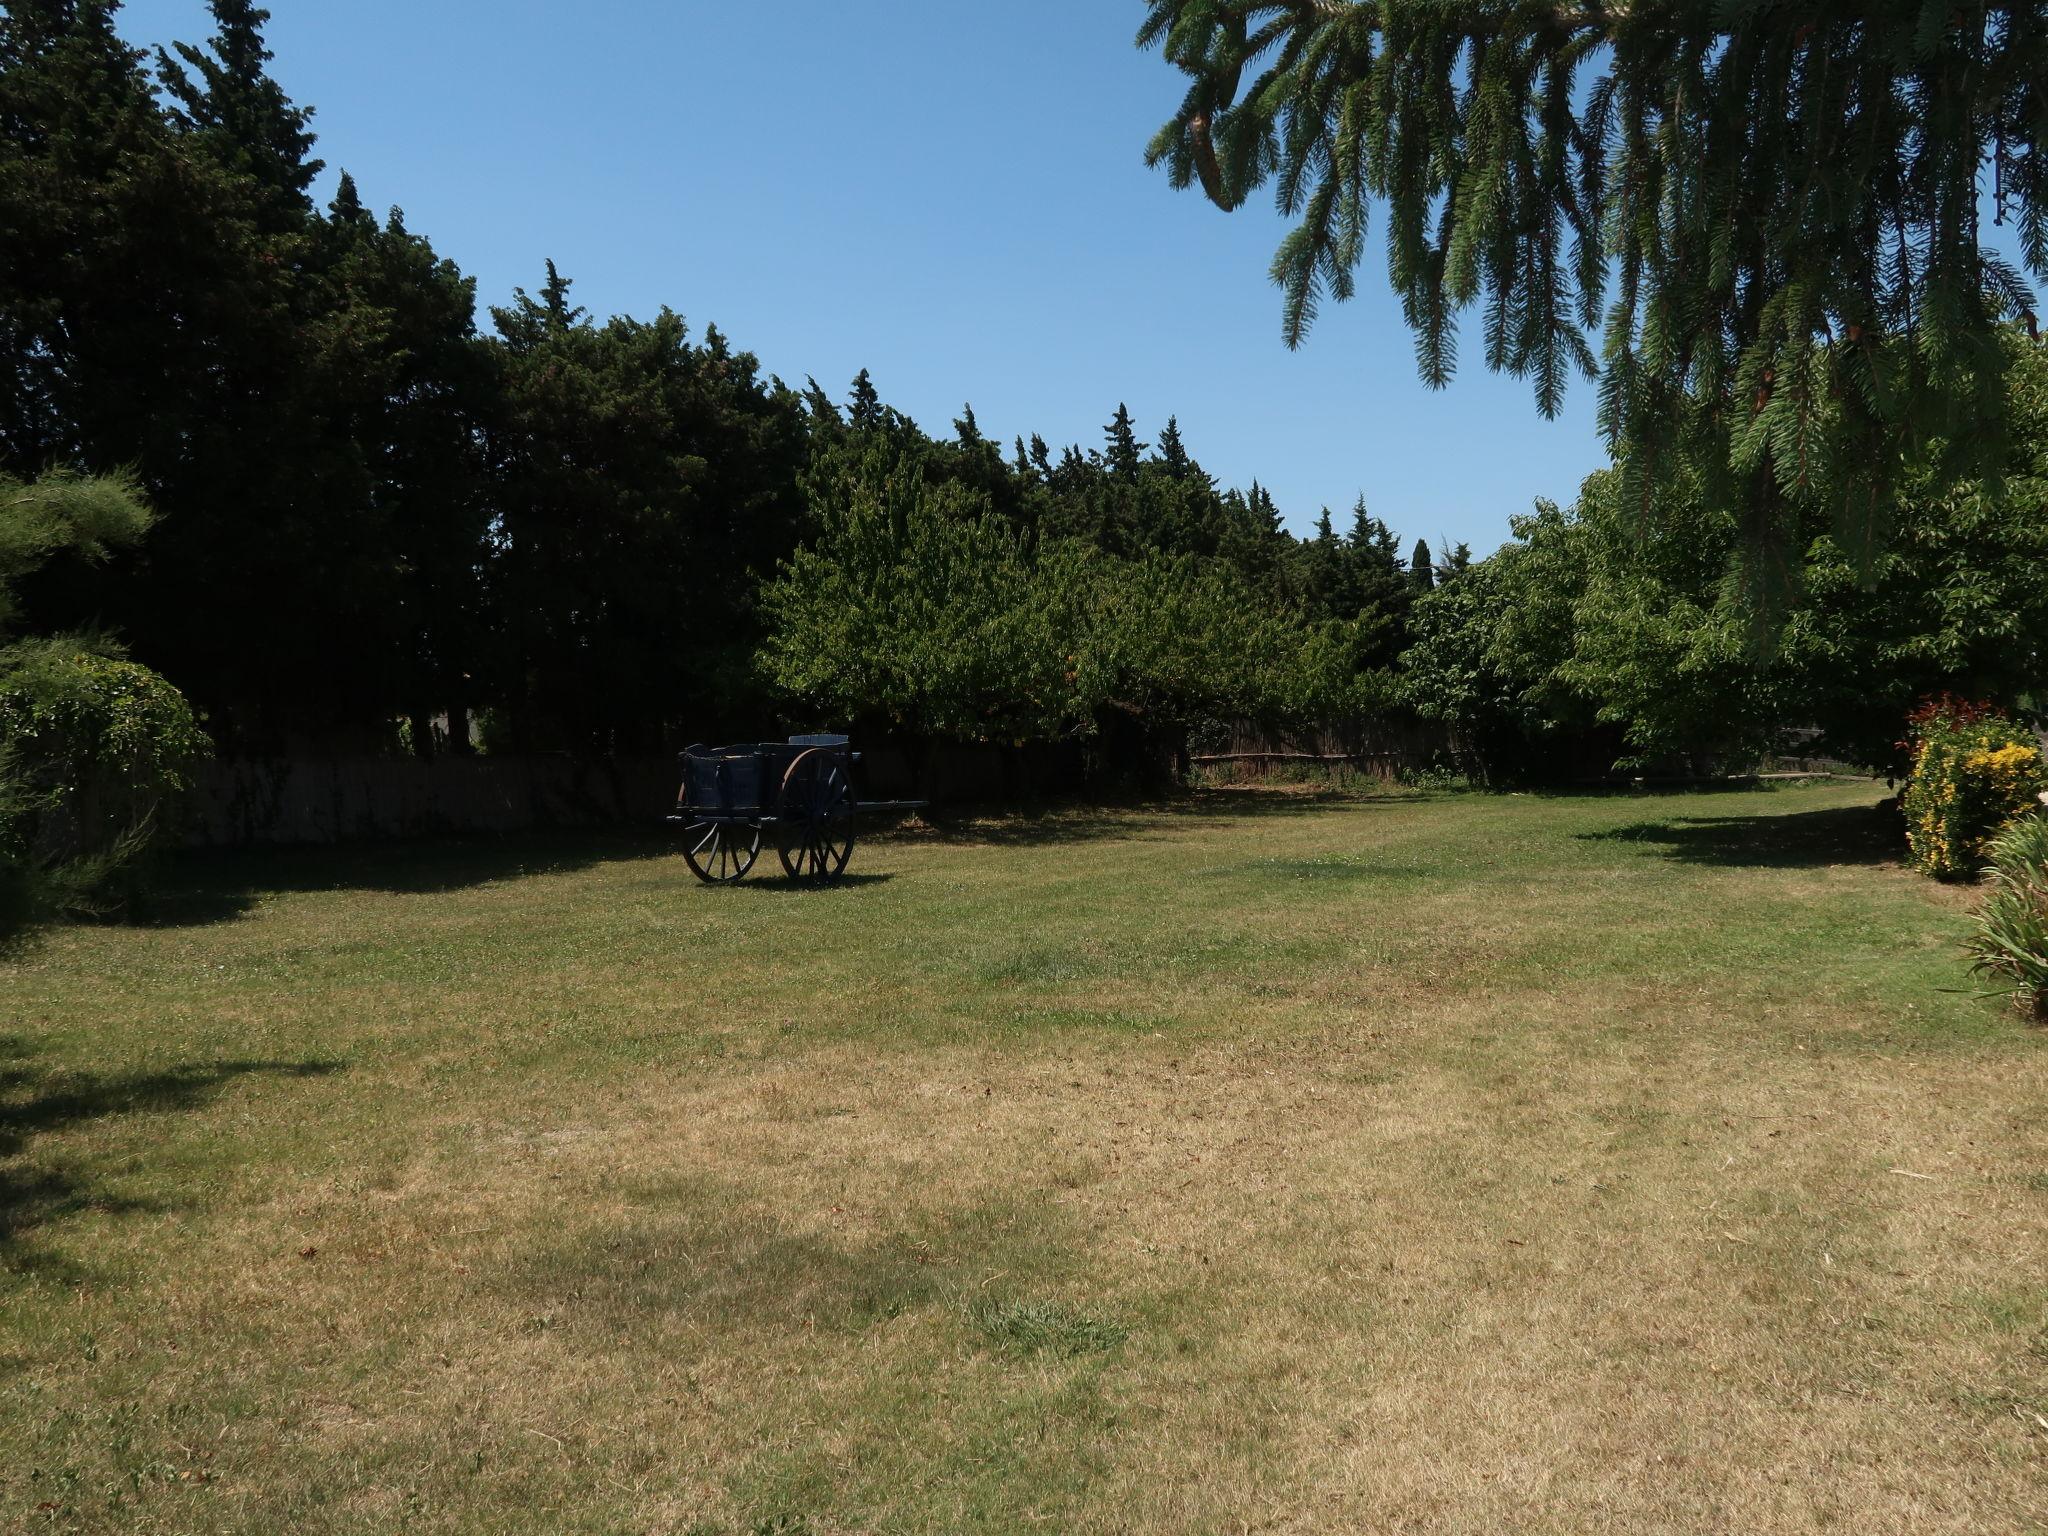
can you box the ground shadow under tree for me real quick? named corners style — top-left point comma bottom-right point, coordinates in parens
top-left (1576, 802), bottom-right (1898, 869)
top-left (146, 792), bottom-right (1414, 921)
top-left (0, 1037), bottom-right (343, 1265)
top-left (145, 828), bottom-right (691, 926)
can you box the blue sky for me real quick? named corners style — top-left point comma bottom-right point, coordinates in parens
top-left (115, 0), bottom-right (1609, 552)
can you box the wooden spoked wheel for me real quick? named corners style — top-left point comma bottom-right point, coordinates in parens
top-left (680, 818), bottom-right (761, 883)
top-left (776, 748), bottom-right (856, 882)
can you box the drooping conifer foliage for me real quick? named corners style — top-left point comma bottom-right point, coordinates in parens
top-left (1138, 4), bottom-right (2048, 592)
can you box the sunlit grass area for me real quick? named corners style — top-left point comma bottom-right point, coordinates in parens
top-left (4, 782), bottom-right (2045, 1534)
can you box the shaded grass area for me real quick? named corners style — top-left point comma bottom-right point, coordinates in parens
top-left (2, 782), bottom-right (2045, 1534)
top-left (1578, 800), bottom-right (1902, 868)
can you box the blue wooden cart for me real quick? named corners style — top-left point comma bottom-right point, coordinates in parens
top-left (670, 735), bottom-right (920, 884)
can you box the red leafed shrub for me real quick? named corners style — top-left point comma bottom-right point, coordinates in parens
top-left (1897, 693), bottom-right (1999, 760)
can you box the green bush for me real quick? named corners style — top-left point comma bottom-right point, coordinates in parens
top-left (1901, 706), bottom-right (2048, 879)
top-left (0, 754), bottom-right (41, 951)
top-left (1967, 814), bottom-right (2048, 1023)
top-left (0, 637), bottom-right (211, 921)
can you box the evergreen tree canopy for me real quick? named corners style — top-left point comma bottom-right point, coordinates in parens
top-left (847, 367), bottom-right (883, 432)
top-left (1103, 403), bottom-right (1146, 480)
top-left (1155, 414), bottom-right (1192, 478)
top-left (1410, 538), bottom-right (1434, 591)
top-left (1138, 4), bottom-right (2048, 586)
top-left (486, 266), bottom-right (807, 752)
top-left (155, 0), bottom-right (319, 209)
top-left (0, 468), bottom-right (151, 637)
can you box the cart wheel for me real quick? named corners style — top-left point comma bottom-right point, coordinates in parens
top-left (776, 749), bottom-right (856, 882)
top-left (681, 819), bottom-right (761, 883)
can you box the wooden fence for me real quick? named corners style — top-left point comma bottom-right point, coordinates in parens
top-left (1188, 719), bottom-right (1466, 780)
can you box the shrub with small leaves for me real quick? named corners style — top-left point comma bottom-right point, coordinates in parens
top-left (1967, 815), bottom-right (2048, 1023)
top-left (1900, 703), bottom-right (2047, 880)
top-left (0, 637), bottom-right (211, 919)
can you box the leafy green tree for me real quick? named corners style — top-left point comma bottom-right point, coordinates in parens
top-left (1138, 4), bottom-right (2048, 586)
top-left (1079, 552), bottom-right (1300, 739)
top-left (1401, 506), bottom-right (1607, 781)
top-left (760, 445), bottom-right (1091, 754)
top-left (1410, 331), bottom-right (2048, 778)
top-left (768, 369), bottom-right (1446, 775)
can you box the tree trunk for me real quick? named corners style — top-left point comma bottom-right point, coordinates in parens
top-left (408, 709), bottom-right (437, 762)
top-left (445, 704), bottom-right (475, 757)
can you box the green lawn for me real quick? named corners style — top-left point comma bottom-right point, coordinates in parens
top-left (4, 782), bottom-right (2045, 1534)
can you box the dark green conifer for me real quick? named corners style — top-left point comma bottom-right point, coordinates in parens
top-left (1411, 539), bottom-right (1435, 592)
top-left (848, 368), bottom-right (883, 432)
top-left (1247, 482), bottom-right (1282, 538)
top-left (1103, 404), bottom-right (1146, 481)
top-left (156, 0), bottom-right (320, 210)
top-left (1155, 415), bottom-right (1191, 479)
top-left (328, 168), bottom-right (370, 229)
top-left (801, 376), bottom-right (842, 428)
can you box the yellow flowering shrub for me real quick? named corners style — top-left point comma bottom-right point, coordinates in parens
top-left (1902, 716), bottom-right (2048, 879)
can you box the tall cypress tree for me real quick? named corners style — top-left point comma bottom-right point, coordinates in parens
top-left (139, 0), bottom-right (396, 748)
top-left (0, 0), bottom-right (362, 747)
top-left (1410, 538), bottom-right (1435, 592)
top-left (0, 0), bottom-right (171, 470)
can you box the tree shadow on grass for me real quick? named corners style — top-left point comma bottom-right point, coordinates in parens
top-left (1, 1036), bottom-right (343, 1267)
top-left (145, 827), bottom-right (689, 927)
top-left (901, 788), bottom-right (1409, 848)
top-left (1576, 803), bottom-right (1899, 869)
top-left (144, 794), bottom-right (1414, 919)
